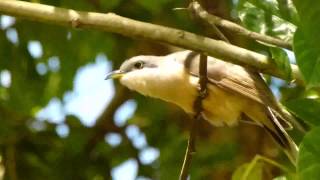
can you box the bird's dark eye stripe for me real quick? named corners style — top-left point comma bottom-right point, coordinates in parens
top-left (148, 64), bottom-right (157, 68)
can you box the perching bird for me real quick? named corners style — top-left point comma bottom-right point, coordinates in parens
top-left (106, 50), bottom-right (299, 164)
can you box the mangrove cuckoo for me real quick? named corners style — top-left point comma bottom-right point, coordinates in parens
top-left (106, 50), bottom-right (299, 164)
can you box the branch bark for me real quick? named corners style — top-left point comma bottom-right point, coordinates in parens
top-left (188, 1), bottom-right (293, 50)
top-left (0, 0), bottom-right (303, 84)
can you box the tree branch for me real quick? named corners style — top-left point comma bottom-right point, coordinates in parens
top-left (188, 1), bottom-right (230, 43)
top-left (0, 0), bottom-right (303, 84)
top-left (188, 1), bottom-right (293, 50)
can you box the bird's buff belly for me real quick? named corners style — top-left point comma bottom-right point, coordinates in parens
top-left (120, 69), bottom-right (251, 127)
top-left (174, 77), bottom-right (250, 127)
top-left (201, 85), bottom-right (248, 126)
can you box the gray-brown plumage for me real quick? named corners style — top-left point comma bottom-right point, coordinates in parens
top-left (106, 50), bottom-right (299, 164)
top-left (183, 51), bottom-right (298, 164)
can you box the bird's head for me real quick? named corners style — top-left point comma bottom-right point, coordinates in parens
top-left (105, 55), bottom-right (160, 80)
top-left (105, 52), bottom-right (188, 98)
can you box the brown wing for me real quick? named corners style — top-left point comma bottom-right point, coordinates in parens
top-left (208, 62), bottom-right (278, 108)
top-left (183, 53), bottom-right (277, 107)
top-left (180, 52), bottom-right (293, 128)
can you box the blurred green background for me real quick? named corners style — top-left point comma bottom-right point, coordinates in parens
top-left (1, 0), bottom-right (320, 179)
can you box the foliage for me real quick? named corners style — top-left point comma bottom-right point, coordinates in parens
top-left (0, 0), bottom-right (319, 179)
top-left (297, 127), bottom-right (320, 179)
top-left (293, 0), bottom-right (320, 87)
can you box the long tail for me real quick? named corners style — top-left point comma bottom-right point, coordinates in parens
top-left (263, 107), bottom-right (299, 165)
top-left (274, 103), bottom-right (308, 133)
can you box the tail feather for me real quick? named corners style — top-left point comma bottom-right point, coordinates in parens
top-left (265, 106), bottom-right (299, 165)
top-left (274, 103), bottom-right (307, 133)
top-left (279, 104), bottom-right (307, 134)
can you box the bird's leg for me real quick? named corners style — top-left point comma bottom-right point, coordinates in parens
top-left (179, 53), bottom-right (208, 180)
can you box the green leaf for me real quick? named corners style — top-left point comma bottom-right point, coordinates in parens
top-left (238, 2), bottom-right (265, 33)
top-left (270, 47), bottom-right (292, 80)
top-left (292, 0), bottom-right (320, 87)
top-left (293, 29), bottom-right (320, 87)
top-left (298, 127), bottom-right (320, 180)
top-left (292, 0), bottom-right (320, 40)
top-left (232, 162), bottom-right (263, 180)
top-left (285, 98), bottom-right (320, 126)
top-left (276, 0), bottom-right (299, 24)
top-left (237, 2), bottom-right (295, 42)
top-left (248, 0), bottom-right (280, 18)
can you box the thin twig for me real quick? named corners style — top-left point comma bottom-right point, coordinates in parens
top-left (172, 7), bottom-right (189, 11)
top-left (188, 2), bottom-right (230, 43)
top-left (179, 54), bottom-right (208, 180)
top-left (0, 0), bottom-right (303, 84)
top-left (189, 1), bottom-right (293, 50)
top-left (206, 23), bottom-right (230, 43)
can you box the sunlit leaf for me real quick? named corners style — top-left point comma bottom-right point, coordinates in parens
top-left (232, 161), bottom-right (263, 180)
top-left (292, 0), bottom-right (320, 87)
top-left (293, 29), bottom-right (320, 87)
top-left (285, 98), bottom-right (320, 126)
top-left (270, 47), bottom-right (292, 80)
top-left (298, 127), bottom-right (320, 180)
top-left (238, 2), bottom-right (295, 42)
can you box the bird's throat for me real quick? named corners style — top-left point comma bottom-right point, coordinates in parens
top-left (120, 63), bottom-right (198, 113)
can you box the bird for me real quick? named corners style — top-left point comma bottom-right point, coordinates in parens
top-left (105, 50), bottom-right (299, 164)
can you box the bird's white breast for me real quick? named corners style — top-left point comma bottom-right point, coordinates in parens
top-left (120, 59), bottom-right (247, 127)
top-left (120, 59), bottom-right (197, 112)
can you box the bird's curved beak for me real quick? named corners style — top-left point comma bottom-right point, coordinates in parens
top-left (105, 70), bottom-right (124, 80)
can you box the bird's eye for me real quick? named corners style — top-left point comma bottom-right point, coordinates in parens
top-left (134, 61), bottom-right (144, 69)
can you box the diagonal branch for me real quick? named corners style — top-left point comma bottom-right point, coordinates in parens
top-left (188, 1), bottom-right (230, 43)
top-left (189, 1), bottom-right (293, 50)
top-left (0, 0), bottom-right (302, 84)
